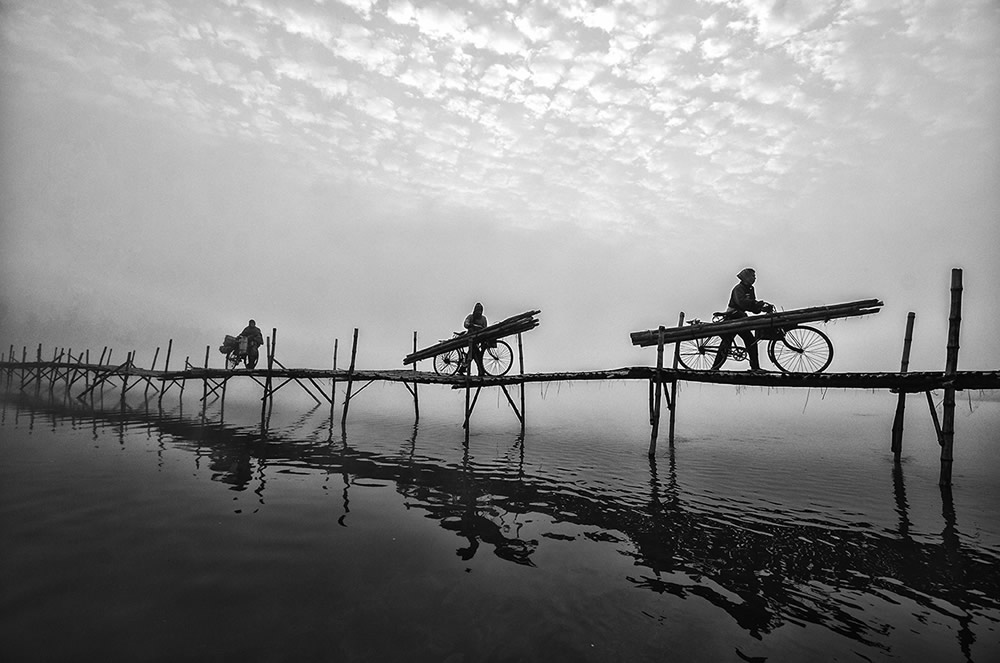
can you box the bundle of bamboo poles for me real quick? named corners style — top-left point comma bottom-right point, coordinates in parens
top-left (403, 310), bottom-right (541, 365)
top-left (630, 299), bottom-right (883, 347)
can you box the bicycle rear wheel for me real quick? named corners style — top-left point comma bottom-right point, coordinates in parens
top-left (433, 349), bottom-right (462, 375)
top-left (226, 351), bottom-right (241, 370)
top-left (677, 337), bottom-right (721, 371)
top-left (768, 325), bottom-right (833, 374)
top-left (483, 340), bottom-right (513, 376)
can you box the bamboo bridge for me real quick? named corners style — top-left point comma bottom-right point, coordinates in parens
top-left (2, 269), bottom-right (997, 485)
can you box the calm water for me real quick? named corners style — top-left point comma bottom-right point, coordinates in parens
top-left (1, 380), bottom-right (998, 662)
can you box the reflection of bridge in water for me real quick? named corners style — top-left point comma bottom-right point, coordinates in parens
top-left (4, 391), bottom-right (996, 659)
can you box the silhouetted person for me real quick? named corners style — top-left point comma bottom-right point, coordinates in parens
top-left (238, 319), bottom-right (264, 370)
top-left (460, 303), bottom-right (488, 375)
top-left (711, 268), bottom-right (774, 373)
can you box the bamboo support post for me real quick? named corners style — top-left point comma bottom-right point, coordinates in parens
top-left (517, 332), bottom-right (525, 432)
top-left (158, 339), bottom-right (173, 406)
top-left (668, 312), bottom-right (684, 444)
top-left (145, 346), bottom-right (161, 399)
top-left (939, 269), bottom-right (962, 486)
top-left (329, 339), bottom-right (338, 423)
top-left (201, 346), bottom-right (210, 417)
top-left (340, 329), bottom-right (358, 426)
top-left (260, 328), bottom-right (276, 428)
top-left (649, 326), bottom-right (665, 456)
top-left (891, 312), bottom-right (915, 460)
top-left (412, 332), bottom-right (419, 421)
top-left (463, 333), bottom-right (474, 434)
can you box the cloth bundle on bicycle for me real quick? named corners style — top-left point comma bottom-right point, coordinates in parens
top-left (219, 335), bottom-right (238, 354)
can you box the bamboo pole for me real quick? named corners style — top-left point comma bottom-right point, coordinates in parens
top-left (341, 329), bottom-right (358, 426)
top-left (261, 328), bottom-right (277, 428)
top-left (145, 346), bottom-right (161, 399)
top-left (201, 346), bottom-right (210, 418)
top-left (517, 332), bottom-right (525, 432)
top-left (649, 326), bottom-right (665, 456)
top-left (463, 332), bottom-right (474, 434)
top-left (19, 347), bottom-right (26, 391)
top-left (158, 339), bottom-right (173, 406)
top-left (329, 339), bottom-right (338, 423)
top-left (412, 332), bottom-right (419, 422)
top-left (891, 312), bottom-right (915, 460)
top-left (668, 312), bottom-right (684, 444)
top-left (939, 269), bottom-right (962, 486)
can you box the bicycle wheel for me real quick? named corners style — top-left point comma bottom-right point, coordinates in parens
top-left (226, 351), bottom-right (241, 370)
top-left (677, 336), bottom-right (721, 370)
top-left (433, 349), bottom-right (463, 376)
top-left (768, 325), bottom-right (833, 374)
top-left (482, 340), bottom-right (514, 376)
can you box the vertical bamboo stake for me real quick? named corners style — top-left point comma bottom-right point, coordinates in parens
top-left (517, 332), bottom-right (525, 431)
top-left (939, 269), bottom-right (962, 486)
top-left (19, 346), bottom-right (26, 390)
top-left (463, 333), bottom-right (474, 434)
top-left (668, 312), bottom-right (684, 444)
top-left (35, 344), bottom-right (42, 396)
top-left (145, 346), bottom-right (160, 399)
top-left (329, 339), bottom-right (338, 423)
top-left (121, 351), bottom-right (134, 407)
top-left (891, 312), bottom-right (915, 460)
top-left (201, 346), bottom-right (210, 418)
top-left (649, 326), bottom-right (665, 457)
top-left (412, 331), bottom-right (420, 421)
top-left (260, 328), bottom-right (277, 427)
top-left (340, 329), bottom-right (358, 426)
top-left (158, 339), bottom-right (173, 406)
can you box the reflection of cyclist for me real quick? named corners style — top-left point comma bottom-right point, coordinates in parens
top-left (460, 303), bottom-right (488, 375)
top-left (238, 319), bottom-right (264, 370)
top-left (711, 269), bottom-right (774, 373)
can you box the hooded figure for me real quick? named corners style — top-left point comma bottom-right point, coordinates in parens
top-left (711, 269), bottom-right (773, 372)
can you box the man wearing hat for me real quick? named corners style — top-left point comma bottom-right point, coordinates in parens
top-left (710, 268), bottom-right (774, 372)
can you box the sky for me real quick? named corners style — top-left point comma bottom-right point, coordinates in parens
top-left (1, 0), bottom-right (998, 375)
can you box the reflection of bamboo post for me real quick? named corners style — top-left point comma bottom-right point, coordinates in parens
top-left (939, 269), bottom-right (963, 486)
top-left (668, 312), bottom-right (684, 444)
top-left (649, 326), bottom-right (665, 457)
top-left (891, 312), bottom-right (915, 460)
top-left (341, 329), bottom-right (358, 426)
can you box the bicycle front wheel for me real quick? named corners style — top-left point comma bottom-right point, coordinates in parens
top-left (768, 325), bottom-right (833, 374)
top-left (483, 340), bottom-right (514, 376)
top-left (677, 337), bottom-right (721, 371)
top-left (433, 349), bottom-right (462, 376)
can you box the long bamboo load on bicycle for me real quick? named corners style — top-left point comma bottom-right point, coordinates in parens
top-left (631, 299), bottom-right (883, 373)
top-left (631, 299), bottom-right (883, 347)
top-left (403, 310), bottom-right (541, 376)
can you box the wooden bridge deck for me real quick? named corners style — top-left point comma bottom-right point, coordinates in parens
top-left (8, 360), bottom-right (995, 393)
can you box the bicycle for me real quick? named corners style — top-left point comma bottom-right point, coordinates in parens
top-left (676, 311), bottom-right (834, 374)
top-left (432, 333), bottom-right (514, 376)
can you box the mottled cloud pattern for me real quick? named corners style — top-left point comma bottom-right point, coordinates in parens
top-left (4, 0), bottom-right (996, 234)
